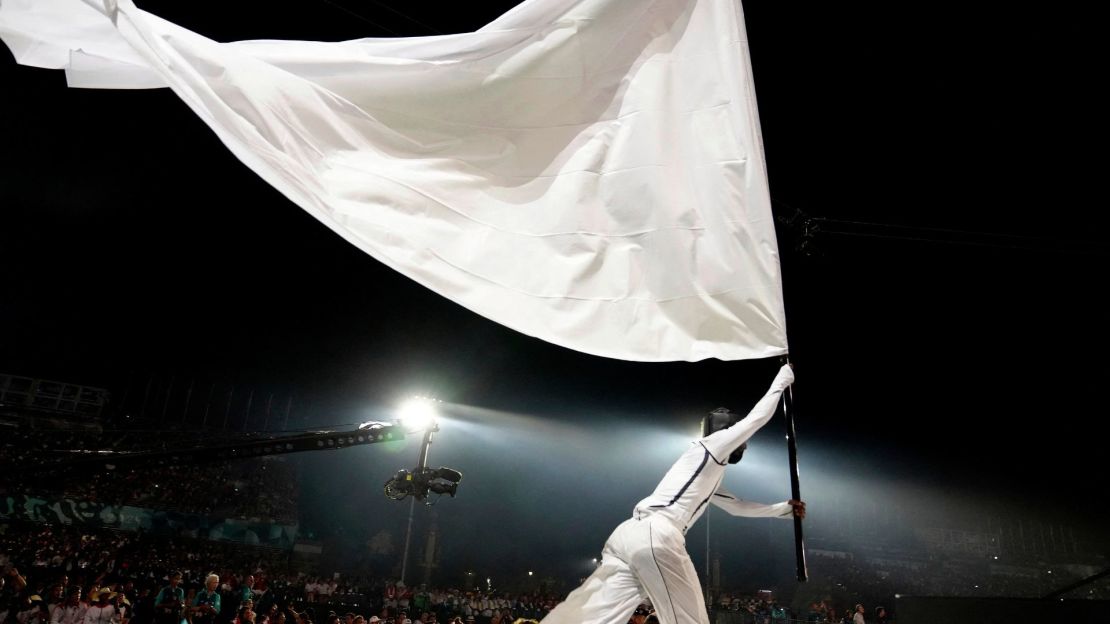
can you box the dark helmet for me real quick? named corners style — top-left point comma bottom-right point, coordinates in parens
top-left (703, 407), bottom-right (734, 437)
top-left (703, 407), bottom-right (746, 463)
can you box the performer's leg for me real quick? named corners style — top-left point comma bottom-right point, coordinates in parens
top-left (628, 520), bottom-right (710, 624)
top-left (541, 520), bottom-right (645, 624)
top-left (540, 555), bottom-right (643, 624)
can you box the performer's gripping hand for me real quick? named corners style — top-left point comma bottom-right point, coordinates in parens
top-left (788, 499), bottom-right (806, 519)
top-left (772, 363), bottom-right (795, 391)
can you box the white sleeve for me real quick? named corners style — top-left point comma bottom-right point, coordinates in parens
top-left (700, 365), bottom-right (794, 460)
top-left (709, 488), bottom-right (793, 519)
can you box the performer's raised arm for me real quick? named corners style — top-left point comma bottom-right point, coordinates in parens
top-left (701, 364), bottom-right (794, 462)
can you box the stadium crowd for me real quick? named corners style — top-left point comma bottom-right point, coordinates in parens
top-left (1, 521), bottom-right (830, 624)
top-left (4, 515), bottom-right (1108, 624)
top-left (0, 441), bottom-right (297, 525)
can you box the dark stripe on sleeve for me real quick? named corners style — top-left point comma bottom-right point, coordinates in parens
top-left (700, 441), bottom-right (727, 466)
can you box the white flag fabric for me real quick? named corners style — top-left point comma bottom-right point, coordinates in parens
top-left (1, 0), bottom-right (788, 362)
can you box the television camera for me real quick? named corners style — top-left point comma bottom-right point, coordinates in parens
top-left (384, 466), bottom-right (462, 502)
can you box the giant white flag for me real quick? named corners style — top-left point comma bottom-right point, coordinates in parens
top-left (1, 0), bottom-right (788, 362)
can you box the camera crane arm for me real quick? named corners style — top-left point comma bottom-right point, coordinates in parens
top-left (13, 423), bottom-right (406, 475)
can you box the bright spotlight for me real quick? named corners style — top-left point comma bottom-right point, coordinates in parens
top-left (398, 397), bottom-right (438, 431)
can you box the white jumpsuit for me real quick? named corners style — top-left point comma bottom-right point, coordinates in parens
top-left (542, 365), bottom-right (796, 624)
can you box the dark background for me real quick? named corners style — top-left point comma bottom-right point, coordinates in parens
top-left (1, 0), bottom-right (1105, 589)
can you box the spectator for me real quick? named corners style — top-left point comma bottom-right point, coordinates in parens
top-left (109, 593), bottom-right (129, 624)
top-left (232, 608), bottom-right (254, 624)
top-left (188, 576), bottom-right (220, 624)
top-left (4, 569), bottom-right (28, 598)
top-left (153, 573), bottom-right (184, 624)
top-left (304, 581), bottom-right (317, 605)
top-left (628, 605), bottom-right (650, 624)
top-left (52, 588), bottom-right (86, 624)
top-left (84, 590), bottom-right (115, 624)
top-left (16, 594), bottom-right (50, 624)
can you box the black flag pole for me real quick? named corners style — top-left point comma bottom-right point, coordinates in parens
top-left (781, 357), bottom-right (808, 581)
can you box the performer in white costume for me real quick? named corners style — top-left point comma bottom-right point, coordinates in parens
top-left (543, 364), bottom-right (803, 624)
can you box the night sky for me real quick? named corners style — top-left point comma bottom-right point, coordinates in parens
top-left (1, 0), bottom-right (1106, 589)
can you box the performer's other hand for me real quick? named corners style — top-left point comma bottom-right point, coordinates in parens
top-left (788, 499), bottom-right (806, 519)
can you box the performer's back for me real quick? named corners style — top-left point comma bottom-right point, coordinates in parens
top-left (633, 440), bottom-right (726, 534)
